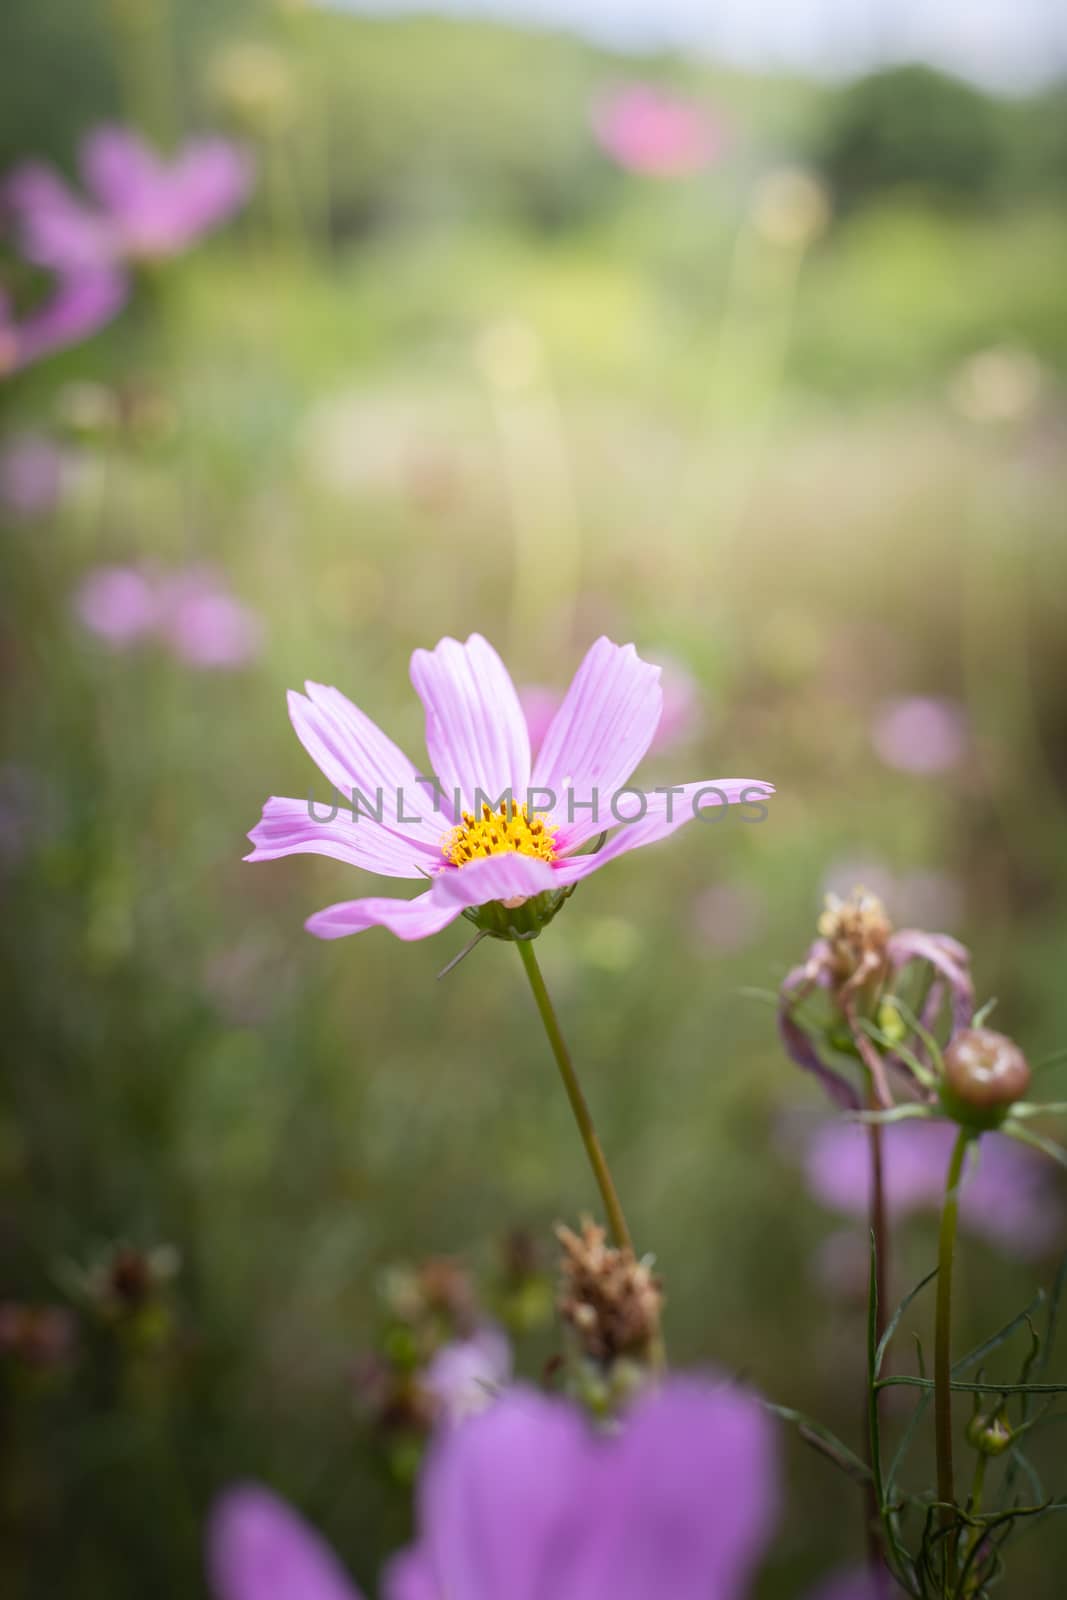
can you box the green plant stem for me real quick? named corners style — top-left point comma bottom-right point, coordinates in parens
top-left (936, 1128), bottom-right (971, 1548)
top-left (516, 939), bottom-right (633, 1253)
top-left (864, 1114), bottom-right (890, 1577)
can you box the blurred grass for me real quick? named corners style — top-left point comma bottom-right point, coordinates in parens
top-left (3, 6), bottom-right (1067, 1597)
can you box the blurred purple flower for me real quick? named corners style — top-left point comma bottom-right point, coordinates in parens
top-left (210, 1377), bottom-right (778, 1600)
top-left (74, 565), bottom-right (160, 647)
top-left (592, 85), bottom-right (726, 177)
top-left (422, 1323), bottom-right (511, 1426)
top-left (158, 566), bottom-right (264, 669)
top-left (0, 270), bottom-right (126, 375)
top-left (870, 696), bottom-right (967, 776)
top-left (6, 125), bottom-right (252, 273)
top-left (805, 1119), bottom-right (1063, 1259)
top-left (74, 562), bottom-right (262, 667)
top-left (0, 431), bottom-right (64, 517)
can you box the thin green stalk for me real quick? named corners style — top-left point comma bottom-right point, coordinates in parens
top-left (864, 1114), bottom-right (890, 1576)
top-left (936, 1129), bottom-right (972, 1548)
top-left (515, 939), bottom-right (632, 1253)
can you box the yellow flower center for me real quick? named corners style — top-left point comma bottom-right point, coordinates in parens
top-left (442, 801), bottom-right (558, 868)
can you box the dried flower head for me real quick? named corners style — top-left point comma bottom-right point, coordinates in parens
top-left (817, 888), bottom-right (893, 989)
top-left (556, 1218), bottom-right (663, 1366)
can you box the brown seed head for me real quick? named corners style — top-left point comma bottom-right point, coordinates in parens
top-left (817, 888), bottom-right (893, 986)
top-left (556, 1218), bottom-right (663, 1366)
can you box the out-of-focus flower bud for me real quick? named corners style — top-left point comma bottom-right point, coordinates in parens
top-left (0, 1302), bottom-right (77, 1373)
top-left (966, 1411), bottom-right (1013, 1457)
top-left (941, 1028), bottom-right (1031, 1129)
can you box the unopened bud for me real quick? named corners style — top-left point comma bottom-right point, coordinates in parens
top-left (941, 1027), bottom-right (1031, 1129)
top-left (966, 1412), bottom-right (1013, 1457)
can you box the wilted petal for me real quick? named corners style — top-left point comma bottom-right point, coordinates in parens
top-left (778, 962), bottom-right (862, 1110)
top-left (411, 634), bottom-right (531, 817)
top-left (305, 892), bottom-right (460, 942)
top-left (888, 928), bottom-right (974, 1034)
top-left (207, 1485), bottom-right (363, 1600)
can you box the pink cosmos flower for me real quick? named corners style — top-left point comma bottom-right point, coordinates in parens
top-left (74, 564), bottom-right (161, 646)
top-left (0, 270), bottom-right (126, 375)
top-left (5, 125), bottom-right (253, 272)
top-left (245, 634), bottom-right (773, 943)
top-left (158, 567), bottom-right (264, 668)
top-left (74, 562), bottom-right (263, 667)
top-left (591, 85), bottom-right (726, 178)
top-left (870, 696), bottom-right (967, 776)
top-left (209, 1378), bottom-right (779, 1600)
top-left (806, 1119), bottom-right (1063, 1259)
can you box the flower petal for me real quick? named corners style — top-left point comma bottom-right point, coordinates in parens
top-left (410, 634), bottom-right (531, 818)
top-left (288, 683), bottom-right (441, 837)
top-left (531, 638), bottom-right (663, 849)
top-left (582, 1379), bottom-right (778, 1600)
top-left (245, 796), bottom-right (433, 878)
top-left (81, 126), bottom-right (159, 215)
top-left (206, 1485), bottom-right (363, 1600)
top-left (431, 853), bottom-right (559, 912)
top-left (305, 892), bottom-right (460, 942)
top-left (551, 779), bottom-right (775, 885)
top-left (417, 1386), bottom-right (597, 1600)
top-left (381, 1549), bottom-right (438, 1600)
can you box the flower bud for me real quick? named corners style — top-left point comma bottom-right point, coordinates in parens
top-left (941, 1028), bottom-right (1031, 1129)
top-left (966, 1411), bottom-right (1013, 1457)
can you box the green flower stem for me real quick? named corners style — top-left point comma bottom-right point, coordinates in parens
top-left (516, 939), bottom-right (633, 1254)
top-left (864, 1113), bottom-right (890, 1575)
top-left (936, 1127), bottom-right (972, 1542)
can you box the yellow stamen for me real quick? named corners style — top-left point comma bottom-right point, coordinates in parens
top-left (443, 800), bottom-right (558, 867)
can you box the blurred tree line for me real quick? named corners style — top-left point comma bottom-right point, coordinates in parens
top-left (2, 1), bottom-right (1066, 243)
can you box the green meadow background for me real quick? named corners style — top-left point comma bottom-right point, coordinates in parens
top-left (2, 2), bottom-right (1067, 1595)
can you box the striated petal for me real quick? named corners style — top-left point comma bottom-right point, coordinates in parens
top-left (245, 796), bottom-right (433, 878)
top-left (532, 638), bottom-right (663, 849)
top-left (287, 683), bottom-right (441, 839)
top-left (206, 1485), bottom-right (363, 1600)
top-left (410, 634), bottom-right (531, 819)
top-left (551, 779), bottom-right (775, 884)
top-left (305, 892), bottom-right (459, 942)
top-left (431, 853), bottom-right (559, 912)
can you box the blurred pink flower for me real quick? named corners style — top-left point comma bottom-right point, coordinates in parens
top-left (517, 685), bottom-right (559, 758)
top-left (806, 1119), bottom-right (1063, 1259)
top-left (0, 270), bottom-right (126, 375)
top-left (870, 696), bottom-right (967, 775)
top-left (159, 567), bottom-right (264, 669)
top-left (422, 1324), bottom-right (511, 1426)
top-left (0, 431), bottom-right (65, 517)
top-left (592, 85), bottom-right (726, 177)
top-left (74, 565), bottom-right (160, 647)
top-left (692, 881), bottom-right (767, 954)
top-left (6, 125), bottom-right (253, 273)
top-left (74, 562), bottom-right (262, 667)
